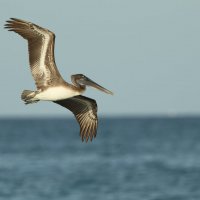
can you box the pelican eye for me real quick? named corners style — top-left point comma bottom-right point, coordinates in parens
top-left (81, 75), bottom-right (85, 79)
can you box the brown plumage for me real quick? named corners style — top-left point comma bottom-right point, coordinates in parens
top-left (5, 18), bottom-right (113, 142)
top-left (54, 95), bottom-right (98, 142)
top-left (5, 18), bottom-right (64, 90)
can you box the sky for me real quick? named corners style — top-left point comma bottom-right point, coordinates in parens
top-left (0, 0), bottom-right (200, 117)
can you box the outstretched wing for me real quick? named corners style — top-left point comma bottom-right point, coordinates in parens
top-left (4, 18), bottom-right (63, 89)
top-left (54, 95), bottom-right (98, 142)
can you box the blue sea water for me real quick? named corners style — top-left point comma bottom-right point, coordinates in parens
top-left (0, 117), bottom-right (200, 200)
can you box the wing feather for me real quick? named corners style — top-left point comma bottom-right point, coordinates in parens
top-left (5, 18), bottom-right (63, 89)
top-left (53, 95), bottom-right (98, 142)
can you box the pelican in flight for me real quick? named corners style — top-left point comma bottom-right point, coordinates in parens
top-left (5, 18), bottom-right (113, 142)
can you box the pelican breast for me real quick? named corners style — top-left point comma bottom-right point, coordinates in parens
top-left (35, 86), bottom-right (81, 101)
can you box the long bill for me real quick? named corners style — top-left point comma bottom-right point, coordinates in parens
top-left (79, 77), bottom-right (113, 95)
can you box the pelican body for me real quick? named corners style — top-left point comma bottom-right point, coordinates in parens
top-left (5, 18), bottom-right (113, 142)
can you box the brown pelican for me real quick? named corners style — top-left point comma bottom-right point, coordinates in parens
top-left (4, 18), bottom-right (113, 142)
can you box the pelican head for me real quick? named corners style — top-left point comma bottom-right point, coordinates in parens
top-left (71, 74), bottom-right (113, 95)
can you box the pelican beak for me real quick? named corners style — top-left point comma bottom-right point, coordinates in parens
top-left (79, 77), bottom-right (113, 95)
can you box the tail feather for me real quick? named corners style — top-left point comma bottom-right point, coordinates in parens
top-left (21, 90), bottom-right (39, 104)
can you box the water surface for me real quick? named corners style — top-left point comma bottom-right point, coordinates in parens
top-left (0, 117), bottom-right (200, 200)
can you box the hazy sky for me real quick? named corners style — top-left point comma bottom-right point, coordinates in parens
top-left (1, 0), bottom-right (200, 117)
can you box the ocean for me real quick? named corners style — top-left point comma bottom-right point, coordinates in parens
top-left (0, 117), bottom-right (200, 200)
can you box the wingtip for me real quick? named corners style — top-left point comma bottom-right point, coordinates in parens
top-left (4, 18), bottom-right (29, 27)
top-left (4, 18), bottom-right (15, 29)
top-left (81, 137), bottom-right (89, 143)
top-left (5, 18), bottom-right (16, 23)
top-left (10, 17), bottom-right (23, 22)
top-left (81, 134), bottom-right (94, 142)
top-left (4, 25), bottom-right (11, 30)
